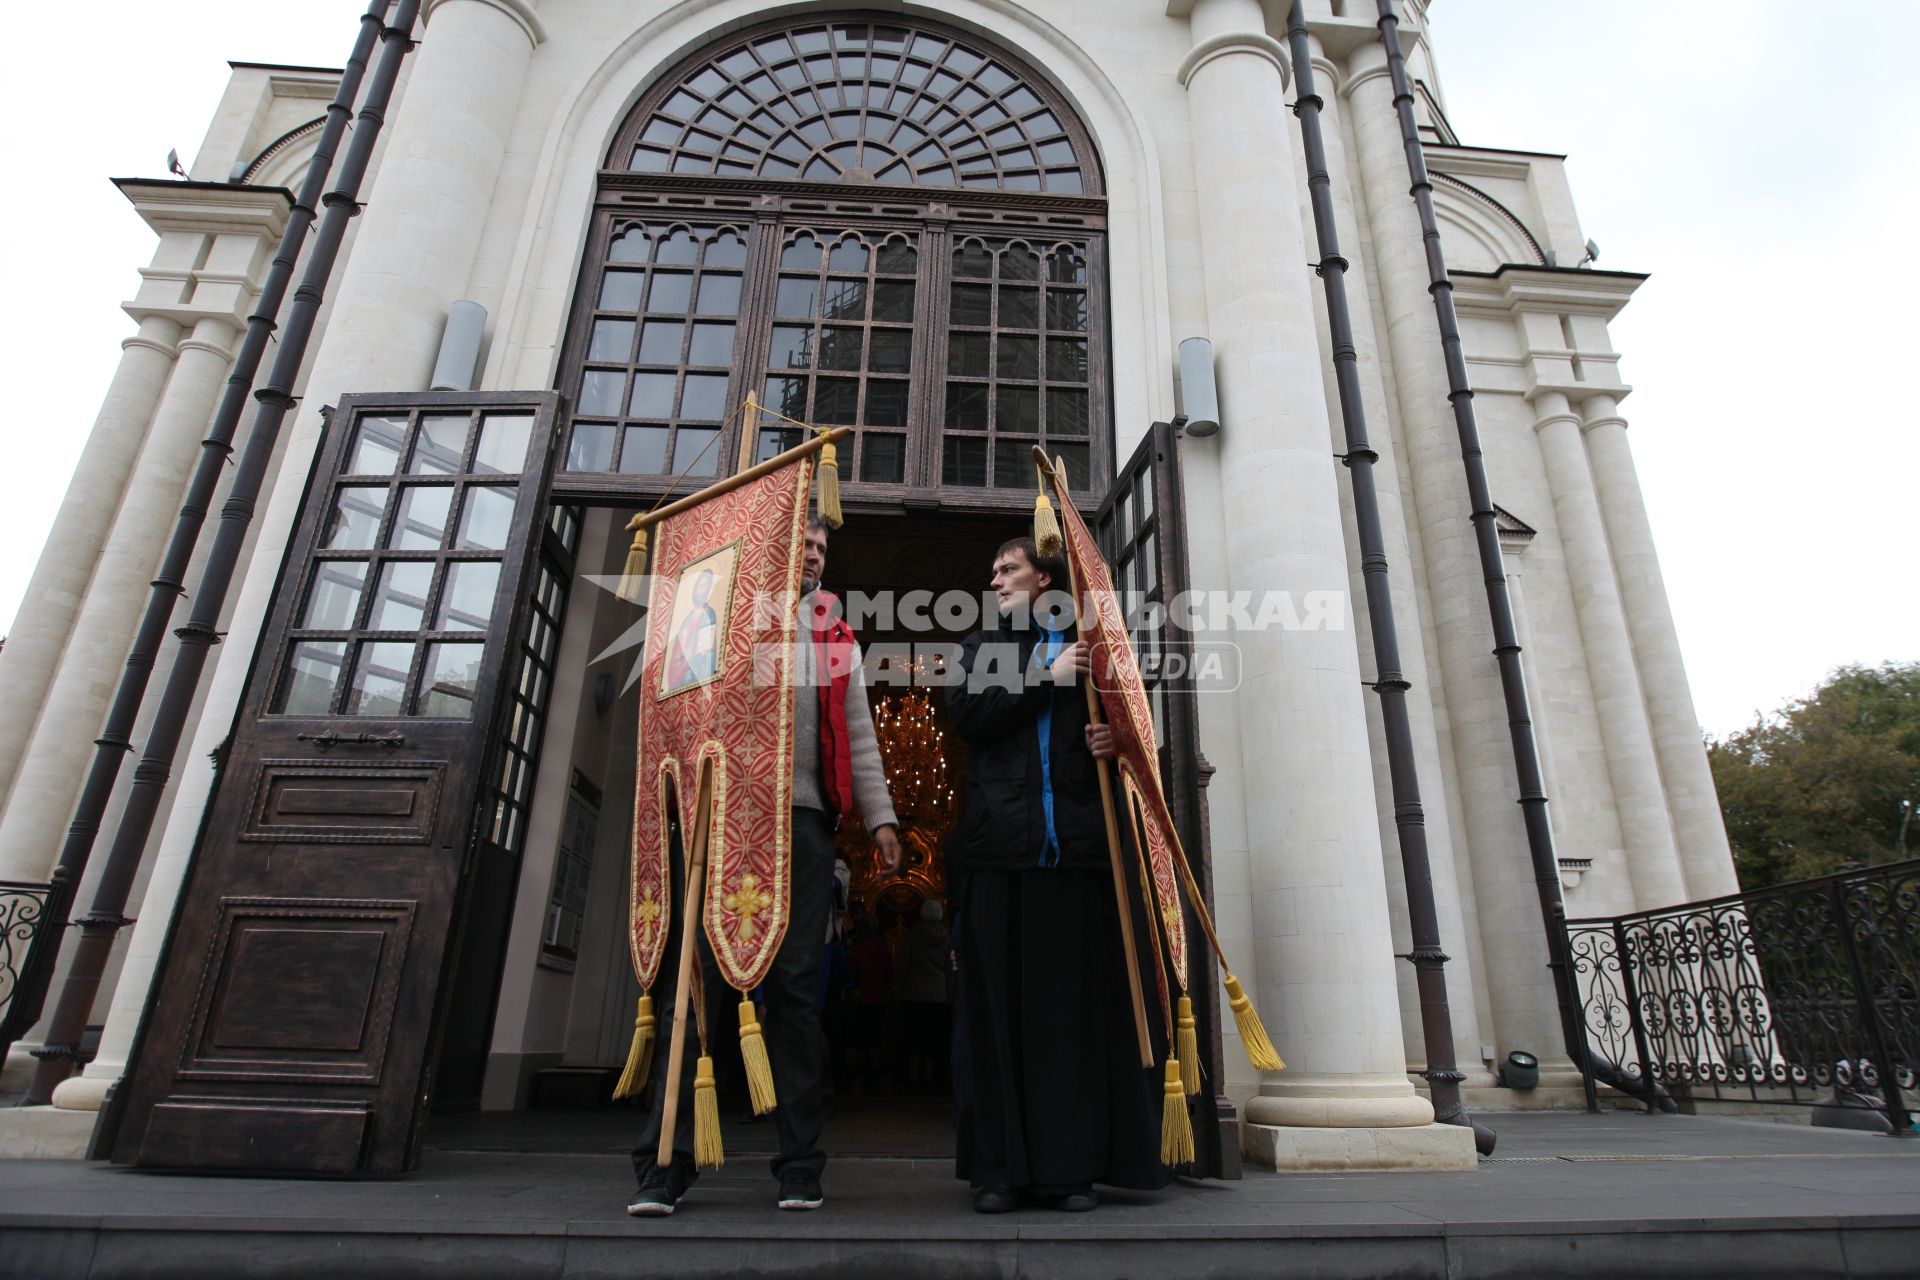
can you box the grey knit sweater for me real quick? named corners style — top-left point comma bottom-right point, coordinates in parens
top-left (791, 589), bottom-right (897, 831)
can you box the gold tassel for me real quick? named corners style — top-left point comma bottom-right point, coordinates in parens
top-left (1033, 488), bottom-right (1063, 557)
top-left (693, 1054), bottom-right (725, 1169)
top-left (1160, 1057), bottom-right (1196, 1167)
top-left (737, 996), bottom-right (778, 1115)
top-left (611, 993), bottom-right (656, 1100)
top-left (615, 516), bottom-right (649, 604)
top-left (1176, 994), bottom-right (1202, 1096)
top-left (1225, 974), bottom-right (1285, 1072)
top-left (814, 432), bottom-right (844, 528)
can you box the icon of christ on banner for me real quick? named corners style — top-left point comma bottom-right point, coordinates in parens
top-left (661, 543), bottom-right (737, 696)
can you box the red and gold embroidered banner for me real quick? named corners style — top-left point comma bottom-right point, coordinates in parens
top-left (1057, 492), bottom-right (1191, 991)
top-left (628, 456), bottom-right (812, 994)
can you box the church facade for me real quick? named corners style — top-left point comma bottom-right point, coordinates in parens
top-left (0, 0), bottom-right (1732, 1173)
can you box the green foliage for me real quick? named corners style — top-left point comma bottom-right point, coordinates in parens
top-left (1708, 662), bottom-right (1920, 890)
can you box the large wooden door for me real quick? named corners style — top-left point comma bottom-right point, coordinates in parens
top-left (112, 393), bottom-right (561, 1175)
top-left (1094, 420), bottom-right (1238, 1178)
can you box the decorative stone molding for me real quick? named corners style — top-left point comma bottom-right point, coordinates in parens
top-left (1430, 172), bottom-right (1547, 266)
top-left (238, 116), bottom-right (326, 186)
top-left (176, 336), bottom-right (238, 364)
top-left (1527, 407), bottom-right (1582, 435)
top-left (1493, 503), bottom-right (1537, 550)
top-left (1341, 60), bottom-right (1392, 100)
top-left (113, 179), bottom-right (294, 240)
top-left (1176, 30), bottom-right (1292, 89)
top-left (120, 333), bottom-right (180, 360)
top-left (424, 0), bottom-right (545, 47)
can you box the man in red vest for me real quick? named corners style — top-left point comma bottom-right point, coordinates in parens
top-left (631, 516), bottom-right (900, 1217)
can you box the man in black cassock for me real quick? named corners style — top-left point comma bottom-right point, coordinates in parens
top-left (945, 536), bottom-right (1169, 1214)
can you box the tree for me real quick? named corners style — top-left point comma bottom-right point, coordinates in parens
top-left (1708, 662), bottom-right (1920, 890)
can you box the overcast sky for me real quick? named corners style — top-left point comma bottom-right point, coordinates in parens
top-left (0, 2), bottom-right (1913, 737)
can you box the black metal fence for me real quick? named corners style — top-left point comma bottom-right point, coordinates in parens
top-left (1569, 859), bottom-right (1917, 1131)
top-left (0, 875), bottom-right (63, 1066)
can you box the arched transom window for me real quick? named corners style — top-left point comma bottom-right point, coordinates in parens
top-left (557, 15), bottom-right (1109, 507)
top-left (620, 20), bottom-right (1094, 194)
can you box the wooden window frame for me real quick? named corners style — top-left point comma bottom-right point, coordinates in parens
top-left (551, 13), bottom-right (1114, 514)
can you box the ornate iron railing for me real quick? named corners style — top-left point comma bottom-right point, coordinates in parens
top-left (1569, 859), bottom-right (1917, 1131)
top-left (1, 875), bottom-right (63, 1063)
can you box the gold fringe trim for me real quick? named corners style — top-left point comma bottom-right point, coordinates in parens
top-left (814, 432), bottom-right (843, 528)
top-left (611, 993), bottom-right (656, 1100)
top-left (1225, 974), bottom-right (1285, 1072)
top-left (1160, 1057), bottom-right (1196, 1167)
top-left (738, 996), bottom-right (778, 1115)
top-left (693, 1054), bottom-right (725, 1169)
top-left (616, 516), bottom-right (649, 604)
top-left (1176, 994), bottom-right (1202, 1097)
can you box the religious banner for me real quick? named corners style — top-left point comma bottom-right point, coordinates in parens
top-left (1036, 449), bottom-right (1284, 1094)
top-left (627, 454), bottom-right (812, 1000)
top-left (1049, 475), bottom-right (1191, 994)
top-left (612, 425), bottom-right (844, 1170)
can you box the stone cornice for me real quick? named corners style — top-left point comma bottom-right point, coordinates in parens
top-left (114, 179), bottom-right (294, 240)
top-left (1177, 30), bottom-right (1291, 88)
top-left (424, 0), bottom-right (546, 47)
top-left (1451, 265), bottom-right (1647, 321)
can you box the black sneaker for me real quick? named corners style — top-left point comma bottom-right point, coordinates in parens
top-left (627, 1162), bottom-right (696, 1216)
top-left (1056, 1185), bottom-right (1099, 1213)
top-left (972, 1184), bottom-right (1017, 1214)
top-left (777, 1169), bottom-right (825, 1211)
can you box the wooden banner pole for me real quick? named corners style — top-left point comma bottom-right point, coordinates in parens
top-left (636, 425), bottom-right (851, 535)
top-left (656, 765), bottom-right (716, 1168)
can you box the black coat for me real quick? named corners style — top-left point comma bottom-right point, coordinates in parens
top-left (945, 621), bottom-right (1107, 887)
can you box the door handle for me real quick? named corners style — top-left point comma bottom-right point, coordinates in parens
top-left (295, 731), bottom-right (406, 751)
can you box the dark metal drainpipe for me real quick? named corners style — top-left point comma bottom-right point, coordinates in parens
top-left (24, 0), bottom-right (423, 1105)
top-left (1286, 1), bottom-right (1491, 1155)
top-left (1371, 0), bottom-right (1671, 1113)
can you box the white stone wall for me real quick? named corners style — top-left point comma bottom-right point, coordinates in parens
top-left (5, 0), bottom-right (1734, 1150)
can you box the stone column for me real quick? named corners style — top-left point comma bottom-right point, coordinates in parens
top-left (1299, 35), bottom-right (1488, 1085)
top-left (53, 0), bottom-right (544, 1116)
top-left (1343, 42), bottom-right (1567, 1066)
top-left (0, 319), bottom-right (235, 882)
top-left (1580, 393), bottom-right (1737, 900)
top-left (1180, 0), bottom-right (1466, 1168)
top-left (0, 318), bottom-right (178, 811)
top-left (1529, 391), bottom-right (1687, 908)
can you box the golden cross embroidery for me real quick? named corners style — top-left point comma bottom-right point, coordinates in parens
top-left (1161, 901), bottom-right (1182, 940)
top-left (635, 888), bottom-right (663, 939)
top-left (724, 873), bottom-right (774, 941)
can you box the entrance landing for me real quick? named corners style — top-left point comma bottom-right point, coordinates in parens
top-left (3, 1113), bottom-right (1916, 1278)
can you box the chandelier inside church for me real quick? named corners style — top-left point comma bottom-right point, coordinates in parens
top-left (838, 685), bottom-right (960, 914)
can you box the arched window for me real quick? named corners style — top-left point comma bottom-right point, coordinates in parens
top-left (556, 15), bottom-right (1109, 505)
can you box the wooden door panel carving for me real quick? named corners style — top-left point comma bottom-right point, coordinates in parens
top-left (245, 760), bottom-right (445, 843)
top-left (180, 898), bottom-right (415, 1082)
